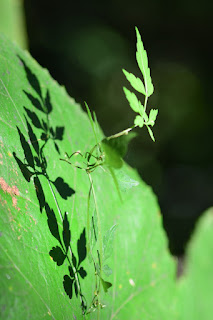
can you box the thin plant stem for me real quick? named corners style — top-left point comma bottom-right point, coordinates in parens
top-left (88, 172), bottom-right (103, 320)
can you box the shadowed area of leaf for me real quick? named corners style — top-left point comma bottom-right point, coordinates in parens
top-left (63, 212), bottom-right (71, 253)
top-left (45, 203), bottom-right (61, 244)
top-left (24, 91), bottom-right (43, 112)
top-left (52, 177), bottom-right (75, 200)
top-left (77, 228), bottom-right (87, 267)
top-left (49, 246), bottom-right (66, 266)
top-left (104, 131), bottom-right (137, 158)
top-left (17, 126), bottom-right (35, 169)
top-left (24, 107), bottom-right (42, 129)
top-left (26, 118), bottom-right (39, 155)
top-left (63, 275), bottom-right (74, 299)
top-left (18, 55), bottom-right (42, 99)
top-left (100, 277), bottom-right (112, 293)
top-left (13, 152), bottom-right (34, 182)
top-left (33, 176), bottom-right (45, 213)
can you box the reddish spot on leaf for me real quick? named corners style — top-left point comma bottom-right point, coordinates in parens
top-left (0, 177), bottom-right (20, 210)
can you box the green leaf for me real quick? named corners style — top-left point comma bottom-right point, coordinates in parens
top-left (147, 125), bottom-right (155, 142)
top-left (101, 139), bottom-right (123, 169)
top-left (177, 208), bottom-right (213, 320)
top-left (100, 277), bottom-right (112, 293)
top-left (85, 102), bottom-right (99, 146)
top-left (0, 0), bottom-right (27, 49)
top-left (148, 109), bottom-right (158, 127)
top-left (0, 35), bottom-right (176, 319)
top-left (135, 27), bottom-right (154, 97)
top-left (122, 69), bottom-right (146, 95)
top-left (123, 87), bottom-right (141, 113)
top-left (134, 115), bottom-right (144, 127)
top-left (143, 110), bottom-right (149, 123)
top-left (104, 131), bottom-right (137, 159)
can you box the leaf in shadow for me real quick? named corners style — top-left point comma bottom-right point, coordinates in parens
top-left (100, 277), bottom-right (112, 293)
top-left (104, 131), bottom-right (137, 158)
top-left (55, 126), bottom-right (64, 141)
top-left (24, 107), bottom-right (42, 129)
top-left (24, 91), bottom-right (43, 112)
top-left (42, 119), bottom-right (48, 132)
top-left (44, 90), bottom-right (52, 114)
top-left (68, 266), bottom-right (75, 278)
top-left (17, 127), bottom-right (35, 169)
top-left (101, 139), bottom-right (123, 169)
top-left (78, 267), bottom-right (87, 279)
top-left (13, 152), bottom-right (34, 182)
top-left (26, 118), bottom-right (39, 155)
top-left (77, 228), bottom-right (87, 267)
top-left (33, 176), bottom-right (45, 213)
top-left (54, 142), bottom-right (60, 154)
top-left (74, 281), bottom-right (78, 297)
top-left (34, 156), bottom-right (41, 168)
top-left (50, 127), bottom-right (54, 136)
top-left (49, 246), bottom-right (66, 266)
top-left (63, 212), bottom-right (71, 253)
top-left (18, 56), bottom-right (42, 98)
top-left (53, 177), bottom-right (75, 200)
top-left (72, 252), bottom-right (77, 269)
top-left (45, 203), bottom-right (61, 244)
top-left (41, 132), bottom-right (48, 141)
top-left (63, 275), bottom-right (74, 299)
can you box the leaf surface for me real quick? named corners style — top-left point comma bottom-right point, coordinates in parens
top-left (177, 208), bottom-right (213, 320)
top-left (135, 27), bottom-right (154, 97)
top-left (0, 35), bottom-right (177, 319)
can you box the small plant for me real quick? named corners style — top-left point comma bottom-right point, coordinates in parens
top-left (122, 27), bottom-right (158, 141)
top-left (60, 27), bottom-right (158, 317)
top-left (1, 21), bottom-right (212, 320)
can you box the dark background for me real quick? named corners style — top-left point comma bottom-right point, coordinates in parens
top-left (24, 0), bottom-right (213, 255)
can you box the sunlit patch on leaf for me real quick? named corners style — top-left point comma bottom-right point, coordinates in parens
top-left (103, 224), bottom-right (118, 261)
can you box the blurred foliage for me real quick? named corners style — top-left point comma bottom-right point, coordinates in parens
top-left (178, 207), bottom-right (213, 320)
top-left (0, 0), bottom-right (27, 49)
top-left (23, 0), bottom-right (213, 254)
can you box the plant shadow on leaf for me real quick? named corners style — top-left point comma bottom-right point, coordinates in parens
top-left (12, 56), bottom-right (88, 315)
top-left (18, 55), bottom-right (64, 154)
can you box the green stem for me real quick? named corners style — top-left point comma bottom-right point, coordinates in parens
top-left (143, 95), bottom-right (148, 114)
top-left (88, 173), bottom-right (103, 270)
top-left (106, 125), bottom-right (136, 140)
top-left (86, 184), bottom-right (92, 254)
top-left (88, 173), bottom-right (103, 314)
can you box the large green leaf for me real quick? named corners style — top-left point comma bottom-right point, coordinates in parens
top-left (0, 0), bottom-right (27, 49)
top-left (0, 34), bottom-right (177, 319)
top-left (177, 208), bottom-right (213, 320)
